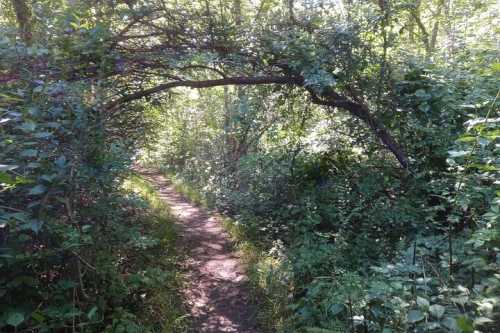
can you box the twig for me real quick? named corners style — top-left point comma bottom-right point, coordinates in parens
top-left (71, 250), bottom-right (96, 271)
top-left (0, 205), bottom-right (24, 212)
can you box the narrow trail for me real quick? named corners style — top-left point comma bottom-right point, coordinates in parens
top-left (139, 169), bottom-right (261, 333)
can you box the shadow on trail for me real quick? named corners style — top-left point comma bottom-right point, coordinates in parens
top-left (138, 169), bottom-right (261, 333)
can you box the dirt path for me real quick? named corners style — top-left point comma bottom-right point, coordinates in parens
top-left (139, 170), bottom-right (261, 333)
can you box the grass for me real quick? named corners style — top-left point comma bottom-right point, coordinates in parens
top-left (221, 217), bottom-right (292, 333)
top-left (123, 174), bottom-right (189, 333)
top-left (154, 169), bottom-right (292, 333)
top-left (161, 171), bottom-right (210, 208)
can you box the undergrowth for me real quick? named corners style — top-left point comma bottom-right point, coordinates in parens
top-left (122, 174), bottom-right (188, 332)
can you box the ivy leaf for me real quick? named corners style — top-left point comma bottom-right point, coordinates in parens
top-left (407, 309), bottom-right (424, 323)
top-left (6, 312), bottom-right (24, 327)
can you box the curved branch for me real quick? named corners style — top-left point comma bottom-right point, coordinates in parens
top-left (105, 76), bottom-right (409, 168)
top-left (105, 76), bottom-right (303, 110)
top-left (308, 88), bottom-right (409, 168)
top-left (177, 65), bottom-right (227, 78)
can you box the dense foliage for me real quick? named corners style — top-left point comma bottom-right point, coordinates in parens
top-left (0, 1), bottom-right (182, 331)
top-left (1, 0), bottom-right (499, 332)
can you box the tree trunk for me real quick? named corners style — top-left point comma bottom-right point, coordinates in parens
top-left (233, 0), bottom-right (241, 25)
top-left (287, 0), bottom-right (295, 23)
top-left (430, 0), bottom-right (445, 55)
top-left (11, 0), bottom-right (33, 45)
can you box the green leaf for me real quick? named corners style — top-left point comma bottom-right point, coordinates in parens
top-left (443, 317), bottom-right (458, 331)
top-left (55, 155), bottom-right (67, 168)
top-left (329, 303), bottom-right (345, 315)
top-left (474, 317), bottom-right (493, 326)
top-left (429, 304), bottom-right (445, 318)
top-left (21, 149), bottom-right (38, 157)
top-left (33, 131), bottom-right (52, 139)
top-left (30, 220), bottom-right (44, 233)
top-left (10, 212), bottom-right (29, 222)
top-left (448, 150), bottom-right (469, 157)
top-left (18, 122), bottom-right (37, 132)
top-left (87, 306), bottom-right (98, 320)
top-left (31, 311), bottom-right (45, 323)
top-left (6, 312), bottom-right (24, 327)
top-left (451, 295), bottom-right (469, 306)
top-left (29, 184), bottom-right (46, 195)
top-left (125, 322), bottom-right (141, 333)
top-left (407, 309), bottom-right (424, 323)
top-left (415, 89), bottom-right (429, 99)
top-left (0, 171), bottom-right (16, 185)
top-left (0, 93), bottom-right (23, 103)
top-left (426, 322), bottom-right (442, 330)
top-left (457, 136), bottom-right (476, 142)
top-left (456, 316), bottom-right (473, 333)
top-left (418, 102), bottom-right (430, 112)
top-left (417, 296), bottom-right (430, 309)
top-left (40, 174), bottom-right (56, 182)
top-left (305, 328), bottom-right (338, 333)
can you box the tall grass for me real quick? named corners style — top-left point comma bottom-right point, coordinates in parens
top-left (123, 174), bottom-right (189, 332)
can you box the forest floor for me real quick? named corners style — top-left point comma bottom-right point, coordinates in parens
top-left (139, 169), bottom-right (261, 333)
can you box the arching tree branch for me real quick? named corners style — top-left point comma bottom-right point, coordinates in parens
top-left (105, 76), bottom-right (409, 168)
top-left (105, 76), bottom-right (303, 109)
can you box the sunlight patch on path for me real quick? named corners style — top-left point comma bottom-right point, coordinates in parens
top-left (139, 170), bottom-right (260, 333)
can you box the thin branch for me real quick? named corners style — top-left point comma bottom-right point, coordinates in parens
top-left (177, 65), bottom-right (227, 78)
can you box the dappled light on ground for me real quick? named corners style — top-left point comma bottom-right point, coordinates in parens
top-left (140, 169), bottom-right (260, 333)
